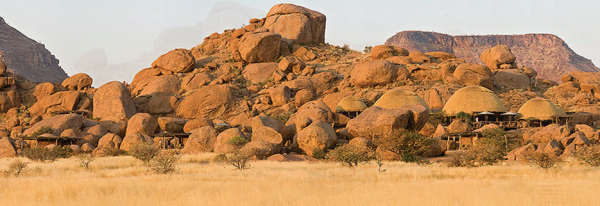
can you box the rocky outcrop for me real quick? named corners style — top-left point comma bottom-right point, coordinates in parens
top-left (263, 3), bottom-right (326, 45)
top-left (93, 81), bottom-right (137, 122)
top-left (0, 17), bottom-right (68, 82)
top-left (385, 31), bottom-right (599, 82)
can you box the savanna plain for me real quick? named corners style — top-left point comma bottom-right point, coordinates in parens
top-left (1, 154), bottom-right (599, 206)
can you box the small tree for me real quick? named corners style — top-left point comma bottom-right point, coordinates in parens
top-left (2, 159), bottom-right (29, 177)
top-left (129, 142), bottom-right (160, 164)
top-left (375, 149), bottom-right (385, 172)
top-left (326, 144), bottom-right (374, 167)
top-left (375, 130), bottom-right (433, 163)
top-left (225, 136), bottom-right (251, 171)
top-left (148, 153), bottom-right (180, 174)
top-left (363, 46), bottom-right (373, 53)
top-left (76, 153), bottom-right (95, 169)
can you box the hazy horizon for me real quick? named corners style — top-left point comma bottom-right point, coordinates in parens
top-left (1, 0), bottom-right (598, 86)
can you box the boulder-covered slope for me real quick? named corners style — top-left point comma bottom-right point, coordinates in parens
top-left (385, 31), bottom-right (599, 82)
top-left (0, 16), bottom-right (68, 82)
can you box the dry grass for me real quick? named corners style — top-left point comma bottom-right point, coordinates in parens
top-left (1, 154), bottom-right (599, 206)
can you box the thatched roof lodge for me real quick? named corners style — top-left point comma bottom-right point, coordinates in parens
top-left (335, 96), bottom-right (367, 113)
top-left (442, 86), bottom-right (508, 116)
top-left (517, 98), bottom-right (566, 121)
top-left (373, 89), bottom-right (430, 111)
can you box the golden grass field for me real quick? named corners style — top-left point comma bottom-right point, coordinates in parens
top-left (1, 154), bottom-right (599, 206)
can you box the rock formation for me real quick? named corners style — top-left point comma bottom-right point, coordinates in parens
top-left (385, 31), bottom-right (599, 82)
top-left (0, 16), bottom-right (68, 82)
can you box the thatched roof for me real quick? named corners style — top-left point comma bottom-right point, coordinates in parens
top-left (517, 98), bottom-right (566, 121)
top-left (373, 89), bottom-right (430, 111)
top-left (335, 96), bottom-right (367, 112)
top-left (442, 86), bottom-right (507, 115)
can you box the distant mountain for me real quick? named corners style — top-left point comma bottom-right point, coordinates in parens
top-left (0, 16), bottom-right (67, 82)
top-left (385, 31), bottom-right (600, 82)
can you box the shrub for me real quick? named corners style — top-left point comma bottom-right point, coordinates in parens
top-left (375, 130), bottom-right (433, 163)
top-left (447, 151), bottom-right (478, 167)
top-left (326, 144), bottom-right (374, 167)
top-left (2, 159), bottom-right (29, 177)
top-left (21, 146), bottom-right (73, 163)
top-left (427, 111), bottom-right (447, 126)
top-left (271, 112), bottom-right (292, 124)
top-left (448, 129), bottom-right (508, 167)
top-left (312, 148), bottom-right (326, 159)
top-left (225, 136), bottom-right (251, 171)
top-left (129, 142), bottom-right (160, 164)
top-left (148, 153), bottom-right (180, 174)
top-left (76, 153), bottom-right (95, 169)
top-left (31, 126), bottom-right (53, 138)
top-left (363, 46), bottom-right (373, 53)
top-left (475, 128), bottom-right (508, 163)
top-left (528, 152), bottom-right (563, 170)
top-left (574, 144), bottom-right (600, 166)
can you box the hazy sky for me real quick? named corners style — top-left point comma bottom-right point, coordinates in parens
top-left (0, 0), bottom-right (598, 86)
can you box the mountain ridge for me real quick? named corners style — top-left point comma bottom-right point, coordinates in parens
top-left (385, 31), bottom-right (599, 82)
top-left (0, 16), bottom-right (68, 82)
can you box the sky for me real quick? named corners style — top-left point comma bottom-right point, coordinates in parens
top-left (0, 0), bottom-right (598, 86)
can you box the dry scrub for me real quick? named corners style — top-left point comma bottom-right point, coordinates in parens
top-left (0, 155), bottom-right (599, 206)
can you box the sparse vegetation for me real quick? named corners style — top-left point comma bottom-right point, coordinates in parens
top-left (75, 153), bottom-right (95, 169)
top-left (225, 136), bottom-right (251, 171)
top-left (30, 126), bottom-right (53, 138)
top-left (574, 144), bottom-right (600, 166)
top-left (271, 112), bottom-right (292, 124)
top-left (2, 159), bottom-right (29, 177)
top-left (363, 45), bottom-right (373, 53)
top-left (129, 142), bottom-right (160, 164)
top-left (148, 152), bottom-right (180, 174)
top-left (326, 144), bottom-right (374, 167)
top-left (375, 130), bottom-right (433, 163)
top-left (21, 146), bottom-right (73, 163)
top-left (528, 152), bottom-right (563, 170)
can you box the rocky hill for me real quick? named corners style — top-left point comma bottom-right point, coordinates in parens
top-left (385, 31), bottom-right (600, 82)
top-left (1, 3), bottom-right (600, 164)
top-left (0, 16), bottom-right (68, 82)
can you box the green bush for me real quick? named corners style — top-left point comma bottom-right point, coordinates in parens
top-left (427, 111), bottom-right (447, 126)
top-left (31, 126), bottom-right (53, 138)
top-left (375, 130), bottom-right (433, 163)
top-left (455, 111), bottom-right (472, 124)
top-left (271, 112), bottom-right (292, 124)
top-left (448, 128), bottom-right (509, 167)
top-left (312, 148), bottom-right (326, 159)
top-left (326, 144), bottom-right (374, 167)
top-left (129, 142), bottom-right (160, 164)
top-left (574, 144), bottom-right (600, 166)
top-left (21, 146), bottom-right (73, 163)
